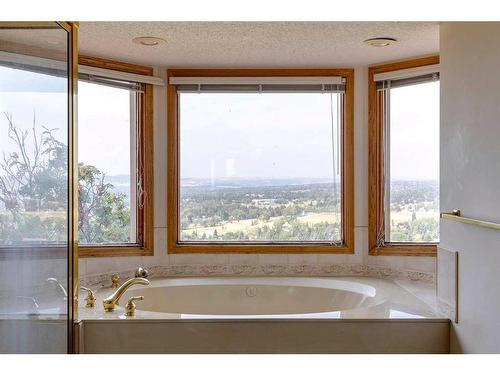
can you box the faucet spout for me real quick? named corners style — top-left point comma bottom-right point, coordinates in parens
top-left (46, 278), bottom-right (68, 300)
top-left (102, 277), bottom-right (149, 312)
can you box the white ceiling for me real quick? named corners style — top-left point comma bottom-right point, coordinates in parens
top-left (79, 22), bottom-right (439, 68)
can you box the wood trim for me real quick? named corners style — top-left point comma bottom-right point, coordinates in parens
top-left (368, 56), bottom-right (439, 257)
top-left (169, 244), bottom-right (354, 254)
top-left (78, 55), bottom-right (153, 76)
top-left (167, 68), bottom-right (355, 254)
top-left (78, 244), bottom-right (152, 258)
top-left (168, 68), bottom-right (356, 78)
top-left (370, 244), bottom-right (437, 257)
top-left (79, 57), bottom-right (154, 258)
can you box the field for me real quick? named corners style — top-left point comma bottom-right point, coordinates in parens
top-left (182, 212), bottom-right (340, 239)
top-left (180, 179), bottom-right (439, 243)
top-left (0, 177), bottom-right (438, 245)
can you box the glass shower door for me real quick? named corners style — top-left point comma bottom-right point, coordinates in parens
top-left (0, 22), bottom-right (78, 353)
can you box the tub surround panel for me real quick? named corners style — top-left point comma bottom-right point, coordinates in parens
top-left (228, 254), bottom-right (260, 265)
top-left (169, 253), bottom-right (229, 265)
top-left (287, 254), bottom-right (319, 264)
top-left (437, 299), bottom-right (457, 323)
top-left (77, 319), bottom-right (449, 354)
top-left (437, 247), bottom-right (458, 322)
top-left (0, 320), bottom-right (67, 354)
top-left (393, 278), bottom-right (438, 312)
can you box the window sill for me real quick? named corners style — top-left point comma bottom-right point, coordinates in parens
top-left (369, 244), bottom-right (437, 257)
top-left (79, 244), bottom-right (153, 258)
top-left (168, 243), bottom-right (355, 254)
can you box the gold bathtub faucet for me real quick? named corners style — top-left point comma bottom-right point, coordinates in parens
top-left (102, 277), bottom-right (150, 312)
top-left (125, 296), bottom-right (144, 317)
top-left (81, 286), bottom-right (96, 308)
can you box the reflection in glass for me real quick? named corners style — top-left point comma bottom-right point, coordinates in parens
top-left (0, 66), bottom-right (68, 246)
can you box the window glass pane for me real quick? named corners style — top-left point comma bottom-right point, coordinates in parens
top-left (179, 92), bottom-right (342, 243)
top-left (388, 80), bottom-right (440, 243)
top-left (0, 66), bottom-right (68, 246)
top-left (78, 81), bottom-right (136, 244)
top-left (0, 25), bottom-right (70, 354)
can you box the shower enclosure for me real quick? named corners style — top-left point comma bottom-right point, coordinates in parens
top-left (0, 22), bottom-right (78, 353)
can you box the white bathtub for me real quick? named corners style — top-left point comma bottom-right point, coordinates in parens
top-left (77, 277), bottom-right (449, 353)
top-left (121, 277), bottom-right (377, 317)
top-left (89, 276), bottom-right (440, 320)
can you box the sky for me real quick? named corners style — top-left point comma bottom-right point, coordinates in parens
top-left (0, 66), bottom-right (68, 156)
top-left (390, 81), bottom-right (440, 181)
top-left (0, 67), bottom-right (132, 177)
top-left (180, 83), bottom-right (439, 181)
top-left (180, 92), bottom-right (341, 181)
top-left (78, 81), bottom-right (131, 176)
top-left (1, 65), bottom-right (439, 182)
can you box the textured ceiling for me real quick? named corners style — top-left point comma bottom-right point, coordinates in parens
top-left (77, 22), bottom-right (439, 68)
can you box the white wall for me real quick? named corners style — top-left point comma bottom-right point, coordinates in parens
top-left (440, 22), bottom-right (500, 353)
top-left (79, 66), bottom-right (436, 277)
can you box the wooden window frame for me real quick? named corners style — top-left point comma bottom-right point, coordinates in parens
top-left (78, 56), bottom-right (154, 258)
top-left (0, 43), bottom-right (154, 258)
top-left (368, 56), bottom-right (439, 257)
top-left (167, 68), bottom-right (354, 254)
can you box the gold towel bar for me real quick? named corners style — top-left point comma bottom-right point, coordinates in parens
top-left (440, 209), bottom-right (500, 231)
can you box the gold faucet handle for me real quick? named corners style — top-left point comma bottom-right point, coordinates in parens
top-left (125, 296), bottom-right (143, 317)
top-left (111, 274), bottom-right (120, 288)
top-left (81, 286), bottom-right (96, 308)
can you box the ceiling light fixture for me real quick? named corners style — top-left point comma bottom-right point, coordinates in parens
top-left (363, 37), bottom-right (398, 47)
top-left (132, 36), bottom-right (166, 46)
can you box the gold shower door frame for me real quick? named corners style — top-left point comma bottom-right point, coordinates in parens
top-left (0, 21), bottom-right (79, 353)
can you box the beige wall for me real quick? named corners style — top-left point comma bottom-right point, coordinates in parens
top-left (440, 22), bottom-right (500, 353)
top-left (79, 66), bottom-right (436, 277)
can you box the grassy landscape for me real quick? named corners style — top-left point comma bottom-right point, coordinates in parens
top-left (0, 173), bottom-right (439, 245)
top-left (388, 180), bottom-right (439, 242)
top-left (180, 179), bottom-right (341, 242)
top-left (180, 178), bottom-right (439, 243)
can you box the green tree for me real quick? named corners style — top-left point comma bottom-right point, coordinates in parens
top-left (78, 164), bottom-right (130, 244)
top-left (0, 112), bottom-right (130, 245)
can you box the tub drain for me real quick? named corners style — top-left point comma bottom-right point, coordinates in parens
top-left (246, 286), bottom-right (258, 297)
